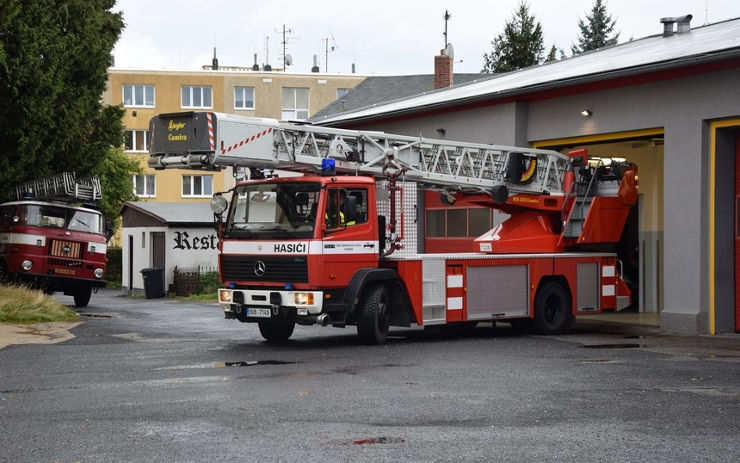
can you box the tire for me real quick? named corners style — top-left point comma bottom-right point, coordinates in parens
top-left (533, 280), bottom-right (573, 335)
top-left (73, 287), bottom-right (92, 308)
top-left (258, 321), bottom-right (295, 343)
top-left (357, 284), bottom-right (391, 345)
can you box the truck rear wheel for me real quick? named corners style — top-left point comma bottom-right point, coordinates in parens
top-left (357, 283), bottom-right (391, 344)
top-left (258, 321), bottom-right (295, 343)
top-left (533, 280), bottom-right (573, 335)
top-left (73, 287), bottom-right (92, 308)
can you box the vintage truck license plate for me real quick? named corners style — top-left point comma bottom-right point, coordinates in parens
top-left (53, 268), bottom-right (76, 275)
top-left (247, 307), bottom-right (271, 318)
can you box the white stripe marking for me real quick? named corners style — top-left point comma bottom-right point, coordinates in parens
top-left (447, 297), bottom-right (463, 310)
top-left (602, 285), bottom-right (615, 296)
top-left (447, 275), bottom-right (463, 288)
top-left (602, 265), bottom-right (616, 277)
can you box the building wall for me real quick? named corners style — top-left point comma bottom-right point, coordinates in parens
top-left (122, 225), bottom-right (218, 291)
top-left (105, 69), bottom-right (365, 240)
top-left (345, 67), bottom-right (740, 334)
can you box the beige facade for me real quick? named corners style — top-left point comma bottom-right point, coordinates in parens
top-left (104, 68), bottom-right (365, 203)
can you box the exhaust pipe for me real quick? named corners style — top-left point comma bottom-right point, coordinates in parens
top-left (317, 313), bottom-right (330, 327)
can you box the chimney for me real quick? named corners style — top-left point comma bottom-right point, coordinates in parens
top-left (311, 55), bottom-right (320, 73)
top-left (660, 14), bottom-right (692, 37)
top-left (211, 47), bottom-right (218, 70)
top-left (252, 53), bottom-right (259, 71)
top-left (434, 49), bottom-right (453, 89)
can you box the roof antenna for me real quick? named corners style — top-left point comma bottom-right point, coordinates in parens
top-left (443, 10), bottom-right (451, 49)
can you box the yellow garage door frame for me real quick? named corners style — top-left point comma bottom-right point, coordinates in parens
top-left (709, 119), bottom-right (740, 334)
top-left (531, 128), bottom-right (665, 149)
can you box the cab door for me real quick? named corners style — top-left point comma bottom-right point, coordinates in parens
top-left (320, 186), bottom-right (379, 288)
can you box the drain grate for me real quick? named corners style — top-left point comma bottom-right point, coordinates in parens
top-left (78, 313), bottom-right (114, 319)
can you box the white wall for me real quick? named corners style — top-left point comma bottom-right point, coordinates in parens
top-left (121, 225), bottom-right (218, 292)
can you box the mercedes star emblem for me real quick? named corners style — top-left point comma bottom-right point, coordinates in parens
top-left (254, 260), bottom-right (266, 277)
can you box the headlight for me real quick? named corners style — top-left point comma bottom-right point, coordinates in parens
top-left (219, 289), bottom-right (232, 303)
top-left (21, 260), bottom-right (32, 271)
top-left (94, 268), bottom-right (104, 279)
top-left (294, 292), bottom-right (314, 305)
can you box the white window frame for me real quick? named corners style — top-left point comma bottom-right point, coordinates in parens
top-left (123, 84), bottom-right (155, 108)
top-left (234, 87), bottom-right (255, 110)
top-left (182, 175), bottom-right (213, 198)
top-left (132, 174), bottom-right (156, 198)
top-left (181, 85), bottom-right (213, 109)
top-left (281, 87), bottom-right (309, 120)
top-left (124, 129), bottom-right (150, 152)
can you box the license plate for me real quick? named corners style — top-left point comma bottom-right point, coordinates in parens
top-left (247, 307), bottom-right (271, 318)
top-left (53, 268), bottom-right (76, 276)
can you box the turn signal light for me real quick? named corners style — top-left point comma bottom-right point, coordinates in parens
top-left (294, 293), bottom-right (314, 305)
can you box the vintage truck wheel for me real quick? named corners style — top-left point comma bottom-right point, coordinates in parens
top-left (357, 284), bottom-right (391, 345)
top-left (73, 287), bottom-right (92, 308)
top-left (533, 280), bottom-right (572, 335)
top-left (258, 321), bottom-right (295, 343)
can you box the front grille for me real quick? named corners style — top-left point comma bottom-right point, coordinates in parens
top-left (221, 255), bottom-right (308, 283)
top-left (47, 257), bottom-right (83, 267)
top-left (50, 240), bottom-right (82, 258)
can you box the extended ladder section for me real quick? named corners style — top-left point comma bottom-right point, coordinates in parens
top-left (10, 172), bottom-right (102, 202)
top-left (148, 112), bottom-right (571, 196)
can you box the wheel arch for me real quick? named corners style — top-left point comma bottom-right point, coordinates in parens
top-left (535, 274), bottom-right (574, 315)
top-left (344, 268), bottom-right (416, 327)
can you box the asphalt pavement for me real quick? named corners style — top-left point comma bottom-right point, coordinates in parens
top-left (0, 289), bottom-right (738, 462)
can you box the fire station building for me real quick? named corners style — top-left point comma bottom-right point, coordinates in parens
top-left (312, 16), bottom-right (740, 335)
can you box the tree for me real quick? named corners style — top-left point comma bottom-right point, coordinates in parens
top-left (571, 0), bottom-right (619, 55)
top-left (0, 0), bottom-right (134, 230)
top-left (482, 2), bottom-right (545, 73)
top-left (545, 45), bottom-right (566, 63)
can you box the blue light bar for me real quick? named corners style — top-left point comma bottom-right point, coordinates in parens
top-left (321, 158), bottom-right (336, 176)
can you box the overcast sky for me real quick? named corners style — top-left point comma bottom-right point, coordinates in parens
top-left (112, 0), bottom-right (740, 75)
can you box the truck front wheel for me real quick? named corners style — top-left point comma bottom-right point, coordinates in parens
top-left (533, 280), bottom-right (573, 335)
top-left (258, 321), bottom-right (295, 343)
top-left (73, 287), bottom-right (92, 308)
top-left (357, 283), bottom-right (391, 344)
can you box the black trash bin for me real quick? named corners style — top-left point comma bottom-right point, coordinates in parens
top-left (140, 267), bottom-right (165, 299)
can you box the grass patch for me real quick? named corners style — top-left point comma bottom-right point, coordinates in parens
top-left (0, 284), bottom-right (80, 324)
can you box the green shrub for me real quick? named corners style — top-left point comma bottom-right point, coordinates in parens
top-left (199, 272), bottom-right (222, 294)
top-left (0, 285), bottom-right (80, 323)
top-left (105, 246), bottom-right (122, 288)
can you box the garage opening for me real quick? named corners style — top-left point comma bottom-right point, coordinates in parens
top-left (536, 132), bottom-right (664, 314)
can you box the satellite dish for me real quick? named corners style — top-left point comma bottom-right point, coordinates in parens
top-left (285, 54), bottom-right (293, 66)
top-left (445, 43), bottom-right (455, 60)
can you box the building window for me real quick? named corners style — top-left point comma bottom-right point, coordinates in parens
top-left (182, 175), bottom-right (213, 197)
top-left (123, 84), bottom-right (155, 107)
top-left (281, 87), bottom-right (309, 120)
top-left (132, 174), bottom-right (155, 197)
top-left (124, 130), bottom-right (149, 152)
top-left (337, 88), bottom-right (348, 99)
top-left (234, 87), bottom-right (255, 110)
top-left (181, 86), bottom-right (212, 109)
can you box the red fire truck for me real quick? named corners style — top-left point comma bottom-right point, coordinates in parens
top-left (149, 112), bottom-right (636, 344)
top-left (0, 173), bottom-right (109, 307)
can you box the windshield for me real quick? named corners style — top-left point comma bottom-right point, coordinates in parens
top-left (15, 204), bottom-right (103, 234)
top-left (224, 182), bottom-right (321, 239)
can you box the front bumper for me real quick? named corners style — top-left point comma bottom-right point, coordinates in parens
top-left (219, 288), bottom-right (324, 317)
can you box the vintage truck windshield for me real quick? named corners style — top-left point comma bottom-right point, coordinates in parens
top-left (224, 182), bottom-right (321, 239)
top-left (8, 204), bottom-right (103, 235)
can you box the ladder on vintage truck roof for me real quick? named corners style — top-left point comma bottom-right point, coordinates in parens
top-left (10, 172), bottom-right (102, 202)
top-left (147, 112), bottom-right (571, 197)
